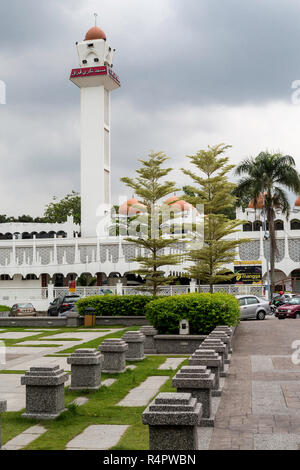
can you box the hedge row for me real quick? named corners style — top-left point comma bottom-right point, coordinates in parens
top-left (76, 295), bottom-right (154, 317)
top-left (76, 292), bottom-right (240, 335)
top-left (145, 293), bottom-right (240, 335)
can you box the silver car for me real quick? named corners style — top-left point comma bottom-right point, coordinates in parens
top-left (236, 295), bottom-right (271, 320)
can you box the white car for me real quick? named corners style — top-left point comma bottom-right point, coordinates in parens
top-left (236, 295), bottom-right (271, 320)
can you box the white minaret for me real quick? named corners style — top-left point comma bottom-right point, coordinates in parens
top-left (70, 21), bottom-right (120, 238)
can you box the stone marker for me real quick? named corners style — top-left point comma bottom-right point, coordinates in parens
top-left (172, 366), bottom-right (215, 426)
top-left (122, 331), bottom-right (145, 361)
top-left (21, 365), bottom-right (68, 420)
top-left (213, 326), bottom-right (233, 352)
top-left (179, 319), bottom-right (189, 335)
top-left (67, 349), bottom-right (103, 391)
top-left (189, 349), bottom-right (222, 397)
top-left (209, 331), bottom-right (231, 354)
top-left (142, 392), bottom-right (202, 450)
top-left (98, 339), bottom-right (128, 373)
top-left (139, 326), bottom-right (158, 354)
top-left (200, 338), bottom-right (227, 369)
top-left (0, 400), bottom-right (7, 449)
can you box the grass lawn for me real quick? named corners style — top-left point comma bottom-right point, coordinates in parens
top-left (1, 355), bottom-right (189, 450)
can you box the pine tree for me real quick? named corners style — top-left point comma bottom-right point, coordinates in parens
top-left (121, 151), bottom-right (184, 296)
top-left (182, 144), bottom-right (248, 292)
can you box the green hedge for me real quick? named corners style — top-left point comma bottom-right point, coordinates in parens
top-left (145, 293), bottom-right (240, 335)
top-left (76, 295), bottom-right (155, 317)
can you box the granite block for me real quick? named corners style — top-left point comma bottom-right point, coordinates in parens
top-left (98, 339), bottom-right (128, 373)
top-left (122, 331), bottom-right (145, 361)
top-left (68, 349), bottom-right (103, 390)
top-left (142, 392), bottom-right (202, 450)
top-left (21, 366), bottom-right (68, 420)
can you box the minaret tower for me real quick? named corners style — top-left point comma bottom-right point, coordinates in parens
top-left (70, 20), bottom-right (120, 238)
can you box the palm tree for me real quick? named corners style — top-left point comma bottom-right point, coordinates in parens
top-left (234, 151), bottom-right (300, 296)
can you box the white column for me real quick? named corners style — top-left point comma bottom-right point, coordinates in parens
top-left (80, 86), bottom-right (110, 238)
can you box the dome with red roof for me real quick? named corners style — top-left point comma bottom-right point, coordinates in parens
top-left (118, 198), bottom-right (146, 216)
top-left (295, 196), bottom-right (300, 207)
top-left (248, 193), bottom-right (267, 209)
top-left (85, 26), bottom-right (106, 41)
top-left (164, 196), bottom-right (196, 213)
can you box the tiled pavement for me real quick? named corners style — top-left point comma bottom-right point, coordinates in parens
top-left (209, 316), bottom-right (300, 450)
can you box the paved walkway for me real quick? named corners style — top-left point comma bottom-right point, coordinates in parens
top-left (210, 316), bottom-right (300, 450)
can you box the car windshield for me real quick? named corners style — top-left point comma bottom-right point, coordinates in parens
top-left (17, 303), bottom-right (33, 308)
top-left (285, 297), bottom-right (300, 305)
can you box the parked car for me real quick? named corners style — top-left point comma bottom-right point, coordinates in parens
top-left (10, 303), bottom-right (36, 317)
top-left (58, 304), bottom-right (78, 317)
top-left (275, 296), bottom-right (300, 319)
top-left (47, 294), bottom-right (81, 317)
top-left (236, 295), bottom-right (271, 320)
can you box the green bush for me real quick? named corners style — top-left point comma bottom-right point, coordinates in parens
top-left (0, 305), bottom-right (10, 311)
top-left (145, 293), bottom-right (240, 335)
top-left (76, 295), bottom-right (155, 317)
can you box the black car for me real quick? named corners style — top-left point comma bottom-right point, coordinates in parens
top-left (47, 295), bottom-right (81, 317)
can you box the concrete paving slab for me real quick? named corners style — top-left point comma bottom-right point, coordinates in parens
top-left (252, 381), bottom-right (287, 415)
top-left (0, 374), bottom-right (25, 411)
top-left (71, 397), bottom-right (89, 406)
top-left (7, 356), bottom-right (70, 371)
top-left (3, 425), bottom-right (46, 450)
top-left (158, 357), bottom-right (185, 370)
top-left (197, 428), bottom-right (214, 450)
top-left (47, 331), bottom-right (115, 341)
top-left (251, 356), bottom-right (274, 372)
top-left (0, 332), bottom-right (42, 340)
top-left (66, 425), bottom-right (129, 450)
top-left (118, 376), bottom-right (169, 407)
top-left (254, 433), bottom-right (300, 450)
top-left (102, 379), bottom-right (116, 387)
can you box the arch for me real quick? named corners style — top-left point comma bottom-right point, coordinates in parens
top-left (48, 231), bottom-right (56, 239)
top-left (57, 231), bottom-right (67, 238)
top-left (253, 220), bottom-right (263, 231)
top-left (76, 272), bottom-right (96, 287)
top-left (52, 273), bottom-right (65, 287)
top-left (243, 222), bottom-right (252, 232)
top-left (275, 220), bottom-right (284, 230)
top-left (24, 274), bottom-right (38, 280)
top-left (289, 269), bottom-right (300, 293)
top-left (108, 272), bottom-right (122, 278)
top-left (95, 272), bottom-right (107, 286)
top-left (291, 219), bottom-right (300, 230)
top-left (124, 272), bottom-right (144, 286)
top-left (22, 232), bottom-right (31, 239)
top-left (4, 233), bottom-right (12, 240)
top-left (0, 274), bottom-right (12, 280)
top-left (39, 273), bottom-right (50, 287)
top-left (37, 231), bottom-right (49, 239)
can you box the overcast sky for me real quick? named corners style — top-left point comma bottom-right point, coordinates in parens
top-left (1, 0), bottom-right (300, 216)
